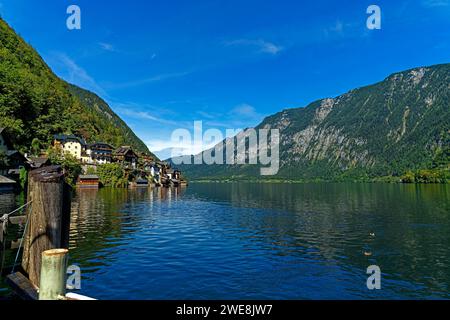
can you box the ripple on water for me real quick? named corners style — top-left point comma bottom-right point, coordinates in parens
top-left (60, 184), bottom-right (450, 300)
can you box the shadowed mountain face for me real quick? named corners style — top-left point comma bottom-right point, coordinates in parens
top-left (0, 18), bottom-right (153, 156)
top-left (174, 64), bottom-right (450, 181)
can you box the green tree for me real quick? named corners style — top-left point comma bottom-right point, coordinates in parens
top-left (31, 138), bottom-right (41, 156)
top-left (47, 147), bottom-right (82, 186)
top-left (96, 163), bottom-right (128, 188)
top-left (401, 171), bottom-right (415, 183)
top-left (86, 166), bottom-right (97, 175)
top-left (19, 166), bottom-right (27, 190)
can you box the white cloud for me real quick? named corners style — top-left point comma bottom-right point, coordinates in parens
top-left (323, 20), bottom-right (347, 38)
top-left (147, 138), bottom-right (218, 159)
top-left (196, 110), bottom-right (217, 119)
top-left (103, 71), bottom-right (190, 90)
top-left (145, 104), bottom-right (262, 158)
top-left (153, 147), bottom-right (186, 160)
top-left (47, 52), bottom-right (107, 97)
top-left (98, 42), bottom-right (115, 52)
top-left (230, 103), bottom-right (260, 119)
top-left (147, 139), bottom-right (185, 152)
top-left (114, 107), bottom-right (179, 126)
top-left (422, 0), bottom-right (449, 7)
top-left (128, 103), bottom-right (265, 159)
top-left (201, 103), bottom-right (264, 129)
top-left (225, 39), bottom-right (283, 55)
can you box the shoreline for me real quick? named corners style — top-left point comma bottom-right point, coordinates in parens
top-left (187, 179), bottom-right (449, 185)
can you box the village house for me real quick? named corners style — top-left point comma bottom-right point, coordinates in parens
top-left (86, 142), bottom-right (115, 165)
top-left (0, 174), bottom-right (16, 193)
top-left (53, 134), bottom-right (87, 161)
top-left (140, 153), bottom-right (155, 162)
top-left (145, 161), bottom-right (160, 183)
top-left (139, 153), bottom-right (155, 171)
top-left (173, 169), bottom-right (182, 180)
top-left (113, 146), bottom-right (139, 169)
top-left (76, 174), bottom-right (100, 189)
top-left (165, 168), bottom-right (174, 179)
top-left (0, 128), bottom-right (28, 178)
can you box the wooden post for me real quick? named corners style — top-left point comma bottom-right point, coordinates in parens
top-left (39, 249), bottom-right (68, 300)
top-left (21, 166), bottom-right (71, 287)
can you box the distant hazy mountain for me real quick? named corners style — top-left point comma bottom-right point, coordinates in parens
top-left (0, 18), bottom-right (153, 156)
top-left (173, 64), bottom-right (450, 181)
top-left (155, 147), bottom-right (187, 161)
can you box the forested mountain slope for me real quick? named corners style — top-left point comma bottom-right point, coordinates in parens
top-left (0, 18), bottom-right (152, 156)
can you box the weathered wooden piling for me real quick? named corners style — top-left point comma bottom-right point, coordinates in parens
top-left (39, 249), bottom-right (69, 300)
top-left (21, 165), bottom-right (71, 287)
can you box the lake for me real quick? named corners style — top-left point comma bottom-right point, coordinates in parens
top-left (1, 183), bottom-right (449, 299)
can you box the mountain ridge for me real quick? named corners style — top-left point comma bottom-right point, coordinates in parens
top-left (173, 63), bottom-right (450, 182)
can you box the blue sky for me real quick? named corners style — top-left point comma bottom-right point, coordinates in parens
top-left (0, 0), bottom-right (449, 158)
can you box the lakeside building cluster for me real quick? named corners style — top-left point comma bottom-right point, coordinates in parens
top-left (0, 129), bottom-right (184, 192)
top-left (52, 134), bottom-right (139, 167)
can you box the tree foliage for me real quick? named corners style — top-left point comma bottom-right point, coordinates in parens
top-left (19, 166), bottom-right (27, 189)
top-left (96, 163), bottom-right (129, 188)
top-left (47, 146), bottom-right (82, 186)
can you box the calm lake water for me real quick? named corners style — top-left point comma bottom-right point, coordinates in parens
top-left (1, 183), bottom-right (450, 299)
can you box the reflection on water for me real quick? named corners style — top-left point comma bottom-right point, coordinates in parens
top-left (2, 183), bottom-right (450, 299)
top-left (68, 187), bottom-right (187, 278)
top-left (65, 183), bottom-right (449, 300)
